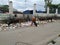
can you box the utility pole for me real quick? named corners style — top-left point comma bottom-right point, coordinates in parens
top-left (55, 9), bottom-right (58, 15)
top-left (9, 1), bottom-right (13, 15)
top-left (47, 6), bottom-right (49, 15)
top-left (25, 0), bottom-right (27, 9)
top-left (33, 3), bottom-right (36, 16)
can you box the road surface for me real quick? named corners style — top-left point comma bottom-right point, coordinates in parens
top-left (0, 20), bottom-right (60, 45)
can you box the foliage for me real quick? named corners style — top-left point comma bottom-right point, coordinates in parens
top-left (0, 5), bottom-right (9, 13)
top-left (44, 0), bottom-right (52, 12)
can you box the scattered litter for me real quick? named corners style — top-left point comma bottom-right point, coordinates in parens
top-left (0, 21), bottom-right (50, 31)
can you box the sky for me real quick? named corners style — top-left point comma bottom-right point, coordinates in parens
top-left (0, 0), bottom-right (60, 12)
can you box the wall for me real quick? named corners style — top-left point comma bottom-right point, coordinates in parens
top-left (0, 13), bottom-right (60, 20)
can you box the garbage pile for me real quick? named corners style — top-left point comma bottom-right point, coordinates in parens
top-left (0, 22), bottom-right (32, 31)
top-left (0, 21), bottom-right (51, 31)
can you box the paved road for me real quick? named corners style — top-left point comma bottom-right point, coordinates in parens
top-left (0, 20), bottom-right (60, 45)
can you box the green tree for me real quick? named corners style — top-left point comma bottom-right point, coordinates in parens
top-left (0, 5), bottom-right (9, 13)
top-left (49, 4), bottom-right (58, 13)
top-left (44, 0), bottom-right (52, 12)
top-left (57, 4), bottom-right (60, 14)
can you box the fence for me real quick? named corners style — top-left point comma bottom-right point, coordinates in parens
top-left (0, 13), bottom-right (60, 20)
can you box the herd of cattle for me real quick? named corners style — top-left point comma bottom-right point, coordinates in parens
top-left (0, 14), bottom-right (60, 26)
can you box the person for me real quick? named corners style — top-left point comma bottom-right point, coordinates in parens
top-left (31, 16), bottom-right (37, 27)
